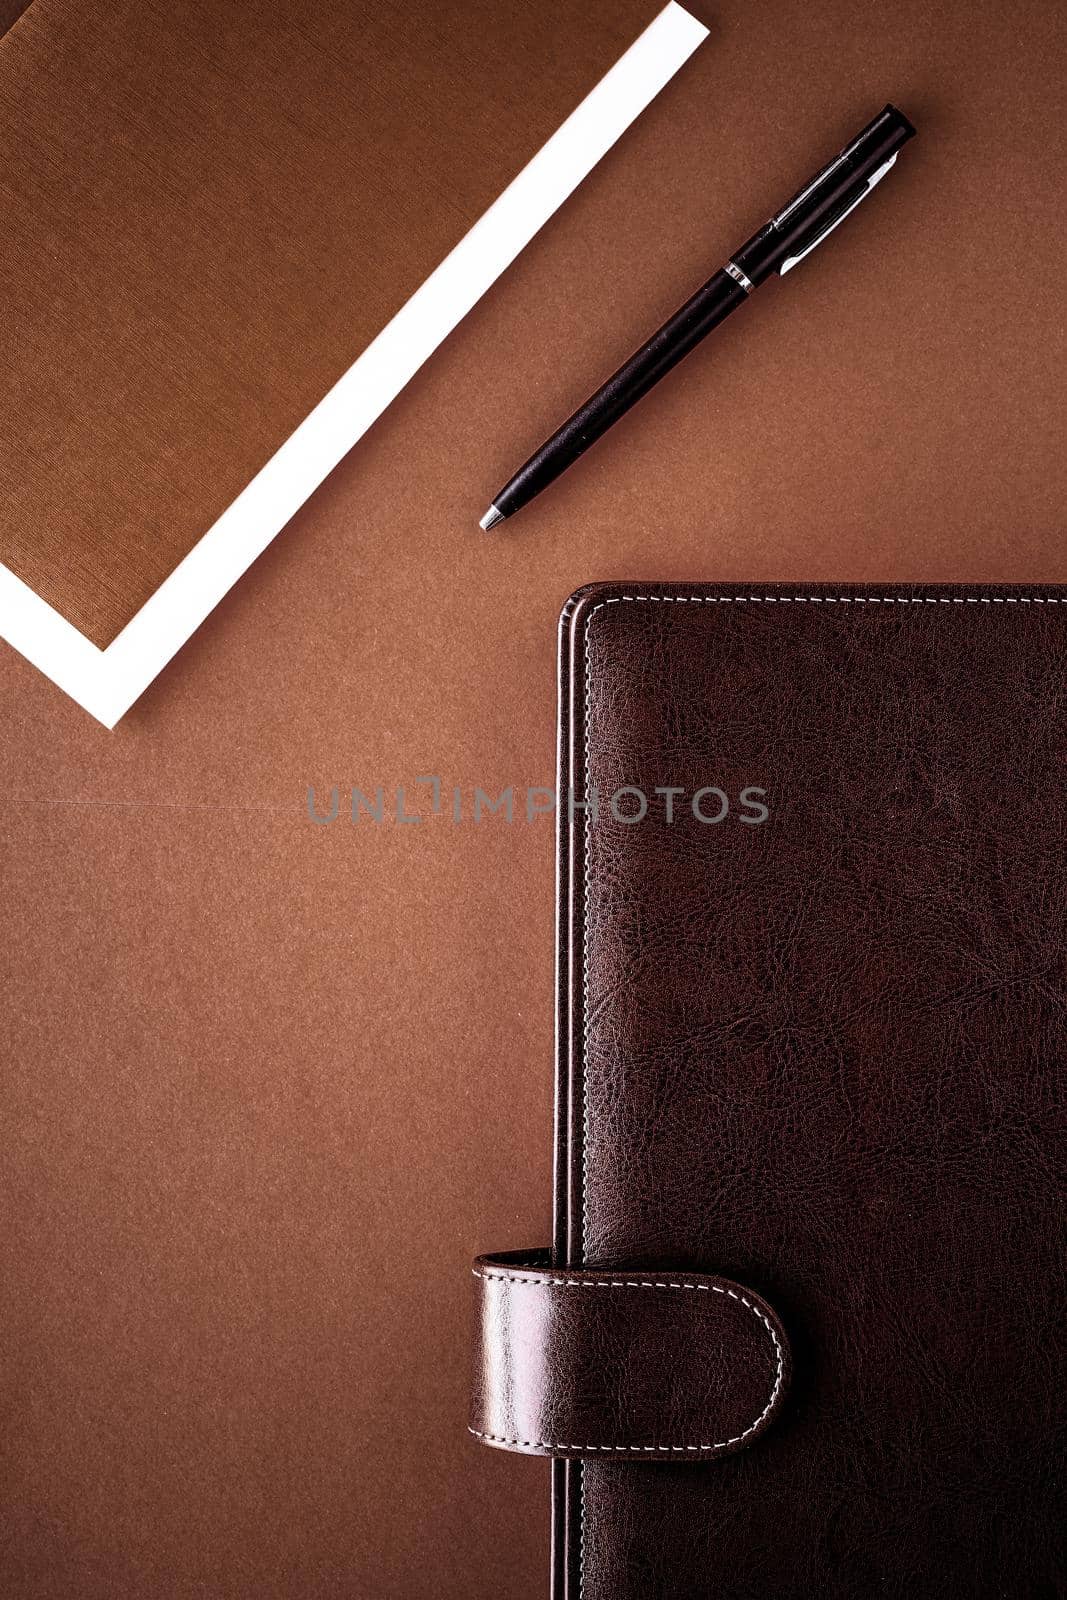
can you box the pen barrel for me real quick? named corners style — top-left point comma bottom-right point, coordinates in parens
top-left (733, 103), bottom-right (916, 285)
top-left (495, 270), bottom-right (747, 517)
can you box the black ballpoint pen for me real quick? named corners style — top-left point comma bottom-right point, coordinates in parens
top-left (479, 104), bottom-right (915, 531)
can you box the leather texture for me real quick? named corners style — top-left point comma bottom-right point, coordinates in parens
top-left (552, 582), bottom-right (1066, 1599)
top-left (469, 1250), bottom-right (790, 1461)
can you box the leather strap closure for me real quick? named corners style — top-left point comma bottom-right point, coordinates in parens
top-left (469, 1250), bottom-right (790, 1462)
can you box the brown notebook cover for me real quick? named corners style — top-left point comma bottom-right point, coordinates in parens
top-left (538, 582), bottom-right (1065, 1596)
top-left (0, 0), bottom-right (667, 645)
top-left (0, 0), bottom-right (702, 722)
top-left (0, 0), bottom-right (32, 37)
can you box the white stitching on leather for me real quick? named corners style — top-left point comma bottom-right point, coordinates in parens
top-left (585, 593), bottom-right (1060, 607)
top-left (469, 1425), bottom-right (774, 1453)
top-left (474, 1270), bottom-right (784, 1451)
top-left (579, 1452), bottom-right (586, 1600)
top-left (477, 1268), bottom-right (767, 1294)
top-left (579, 606), bottom-right (596, 1600)
top-left (472, 1266), bottom-right (784, 1453)
top-left (574, 588), bottom-right (1061, 1577)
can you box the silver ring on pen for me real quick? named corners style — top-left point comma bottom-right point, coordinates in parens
top-left (724, 261), bottom-right (754, 292)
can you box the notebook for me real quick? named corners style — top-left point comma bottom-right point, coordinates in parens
top-left (0, 0), bottom-right (705, 725)
top-left (0, 0), bottom-right (32, 35)
top-left (473, 580), bottom-right (1065, 1597)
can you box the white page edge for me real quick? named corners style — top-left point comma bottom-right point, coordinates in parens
top-left (0, 2), bottom-right (707, 728)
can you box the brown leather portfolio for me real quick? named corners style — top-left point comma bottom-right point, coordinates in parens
top-left (473, 581), bottom-right (1066, 1597)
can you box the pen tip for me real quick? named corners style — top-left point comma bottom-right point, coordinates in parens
top-left (479, 504), bottom-right (505, 532)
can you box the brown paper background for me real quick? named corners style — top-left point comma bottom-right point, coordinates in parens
top-left (1, 0), bottom-right (1065, 1596)
top-left (0, 0), bottom-right (660, 647)
top-left (0, 0), bottom-right (34, 36)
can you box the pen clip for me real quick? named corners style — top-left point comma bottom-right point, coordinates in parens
top-left (778, 155), bottom-right (898, 275)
